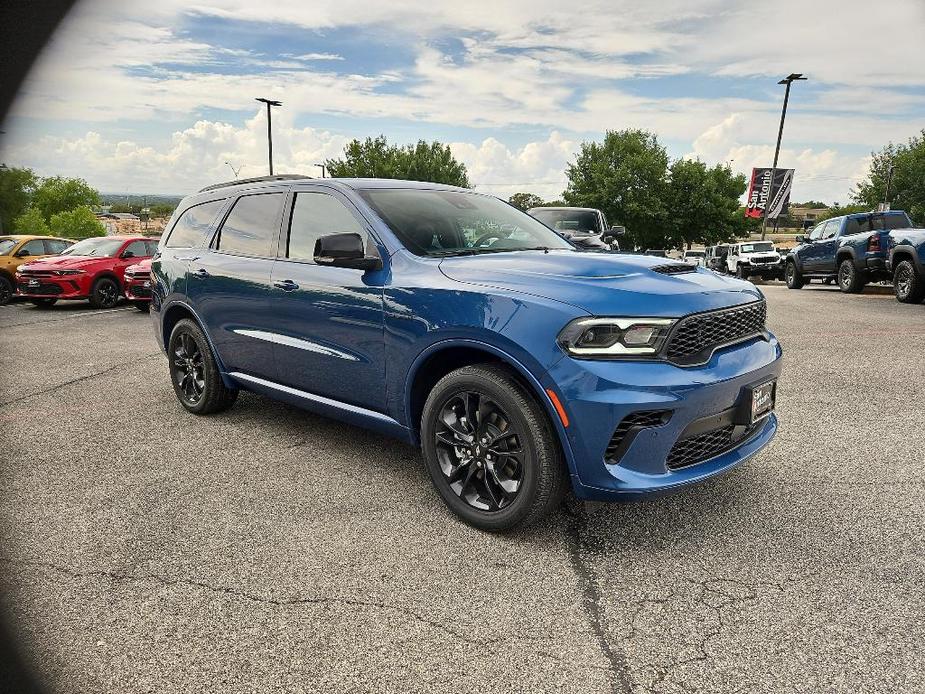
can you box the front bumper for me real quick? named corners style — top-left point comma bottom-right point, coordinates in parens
top-left (15, 273), bottom-right (90, 299)
top-left (545, 334), bottom-right (783, 500)
top-left (125, 277), bottom-right (153, 301)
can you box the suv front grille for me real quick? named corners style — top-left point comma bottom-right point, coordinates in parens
top-left (18, 282), bottom-right (62, 295)
top-left (665, 300), bottom-right (767, 366)
top-left (605, 409), bottom-right (671, 463)
top-left (667, 424), bottom-right (740, 470)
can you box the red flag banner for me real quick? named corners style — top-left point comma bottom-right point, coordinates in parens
top-left (745, 168), bottom-right (794, 219)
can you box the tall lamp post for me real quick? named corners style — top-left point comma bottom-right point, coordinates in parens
top-left (255, 97), bottom-right (282, 176)
top-left (761, 73), bottom-right (806, 240)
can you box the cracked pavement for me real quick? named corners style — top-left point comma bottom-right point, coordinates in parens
top-left (1, 283), bottom-right (924, 693)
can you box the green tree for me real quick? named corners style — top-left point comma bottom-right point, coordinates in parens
top-left (325, 136), bottom-right (470, 187)
top-left (48, 205), bottom-right (105, 239)
top-left (666, 160), bottom-right (748, 248)
top-left (852, 130), bottom-right (925, 223)
top-left (563, 129), bottom-right (670, 250)
top-left (508, 192), bottom-right (545, 211)
top-left (0, 166), bottom-right (39, 233)
top-left (817, 203), bottom-right (868, 221)
top-left (32, 176), bottom-right (101, 221)
top-left (12, 207), bottom-right (50, 235)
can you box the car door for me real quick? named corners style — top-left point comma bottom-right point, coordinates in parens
top-left (727, 245), bottom-right (739, 273)
top-left (268, 188), bottom-right (387, 412)
top-left (800, 222), bottom-right (829, 272)
top-left (14, 238), bottom-right (48, 269)
top-left (185, 190), bottom-right (286, 381)
top-left (814, 219), bottom-right (843, 273)
top-left (116, 240), bottom-right (149, 284)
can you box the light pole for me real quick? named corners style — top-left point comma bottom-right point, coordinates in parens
top-left (883, 162), bottom-right (896, 211)
top-left (761, 73), bottom-right (806, 240)
top-left (255, 97), bottom-right (282, 175)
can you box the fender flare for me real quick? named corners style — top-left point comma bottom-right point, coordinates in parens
top-left (835, 245), bottom-right (858, 268)
top-left (889, 244), bottom-right (924, 275)
top-left (403, 337), bottom-right (579, 477)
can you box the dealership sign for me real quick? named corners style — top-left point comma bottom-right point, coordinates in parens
top-left (745, 168), bottom-right (794, 219)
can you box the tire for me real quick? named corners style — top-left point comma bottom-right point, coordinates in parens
top-left (838, 258), bottom-right (865, 293)
top-left (785, 261), bottom-right (804, 289)
top-left (0, 275), bottom-right (12, 306)
top-left (89, 276), bottom-right (120, 308)
top-left (736, 264), bottom-right (747, 279)
top-left (132, 301), bottom-right (150, 312)
top-left (30, 298), bottom-right (58, 309)
top-left (894, 259), bottom-right (925, 304)
top-left (420, 363), bottom-right (568, 531)
top-left (168, 318), bottom-right (238, 415)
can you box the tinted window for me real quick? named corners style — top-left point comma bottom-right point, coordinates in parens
top-left (872, 213), bottom-right (914, 230)
top-left (530, 209), bottom-right (602, 234)
top-left (123, 241), bottom-right (147, 258)
top-left (809, 223), bottom-right (825, 241)
top-left (44, 239), bottom-right (71, 254)
top-left (165, 200), bottom-right (225, 249)
top-left (288, 192), bottom-right (366, 262)
top-left (19, 239), bottom-right (46, 255)
top-left (823, 219), bottom-right (841, 239)
top-left (217, 193), bottom-right (284, 257)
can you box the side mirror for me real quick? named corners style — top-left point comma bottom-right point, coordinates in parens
top-left (15, 249), bottom-right (30, 257)
top-left (794, 235), bottom-right (805, 243)
top-left (314, 232), bottom-right (382, 271)
top-left (121, 251), bottom-right (135, 259)
top-left (610, 225), bottom-right (626, 236)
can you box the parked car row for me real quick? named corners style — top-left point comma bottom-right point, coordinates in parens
top-left (0, 233), bottom-right (158, 310)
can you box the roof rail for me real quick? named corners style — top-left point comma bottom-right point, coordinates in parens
top-left (198, 174), bottom-right (313, 193)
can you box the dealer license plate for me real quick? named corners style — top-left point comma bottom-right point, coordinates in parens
top-left (751, 380), bottom-right (776, 424)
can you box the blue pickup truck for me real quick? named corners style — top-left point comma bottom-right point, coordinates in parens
top-left (888, 226), bottom-right (925, 303)
top-left (785, 210), bottom-right (915, 294)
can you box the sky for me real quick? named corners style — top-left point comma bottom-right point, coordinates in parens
top-left (1, 0), bottom-right (923, 203)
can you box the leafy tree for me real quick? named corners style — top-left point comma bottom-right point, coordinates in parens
top-left (852, 130), bottom-right (925, 223)
top-left (32, 176), bottom-right (101, 221)
top-left (508, 192), bottom-right (545, 211)
top-left (793, 201), bottom-right (829, 209)
top-left (48, 205), bottom-right (105, 239)
top-left (12, 207), bottom-right (50, 236)
top-left (563, 129), bottom-right (670, 250)
top-left (666, 160), bottom-right (748, 248)
top-left (325, 136), bottom-right (470, 187)
top-left (817, 203), bottom-right (868, 221)
top-left (0, 166), bottom-right (38, 233)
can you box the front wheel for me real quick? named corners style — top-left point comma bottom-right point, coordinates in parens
top-left (0, 276), bottom-right (12, 305)
top-left (420, 364), bottom-right (567, 531)
top-left (838, 258), bottom-right (865, 293)
top-left (168, 319), bottom-right (238, 415)
top-left (894, 260), bottom-right (925, 303)
top-left (785, 261), bottom-right (804, 289)
top-left (89, 277), bottom-right (120, 308)
top-left (736, 264), bottom-right (747, 279)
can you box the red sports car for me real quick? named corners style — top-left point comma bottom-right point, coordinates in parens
top-left (16, 235), bottom-right (158, 309)
top-left (123, 257), bottom-right (153, 311)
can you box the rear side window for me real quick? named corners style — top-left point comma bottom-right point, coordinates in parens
top-left (217, 193), bottom-right (285, 257)
top-left (287, 192), bottom-right (367, 262)
top-left (44, 239), bottom-right (71, 254)
top-left (165, 200), bottom-right (225, 249)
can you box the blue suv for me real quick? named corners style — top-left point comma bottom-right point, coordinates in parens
top-left (151, 176), bottom-right (782, 530)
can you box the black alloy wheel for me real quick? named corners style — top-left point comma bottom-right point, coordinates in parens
top-left (838, 258), bottom-right (864, 293)
top-left (0, 276), bottom-right (12, 305)
top-left (90, 277), bottom-right (120, 308)
top-left (172, 331), bottom-right (206, 405)
top-left (894, 260), bottom-right (925, 303)
top-left (434, 390), bottom-right (525, 512)
top-left (167, 319), bottom-right (238, 414)
top-left (421, 364), bottom-right (567, 531)
top-left (785, 261), bottom-right (804, 289)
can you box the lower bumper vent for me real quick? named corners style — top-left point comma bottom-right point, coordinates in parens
top-left (605, 410), bottom-right (672, 463)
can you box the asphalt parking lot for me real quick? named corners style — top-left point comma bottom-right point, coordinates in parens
top-left (1, 283), bottom-right (923, 694)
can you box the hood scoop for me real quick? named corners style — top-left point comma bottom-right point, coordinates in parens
top-left (651, 263), bottom-right (697, 275)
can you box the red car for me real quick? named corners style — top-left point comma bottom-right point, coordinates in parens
top-left (123, 257), bottom-right (153, 311)
top-left (16, 235), bottom-right (158, 309)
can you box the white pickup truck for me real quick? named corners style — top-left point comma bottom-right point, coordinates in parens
top-left (726, 241), bottom-right (782, 279)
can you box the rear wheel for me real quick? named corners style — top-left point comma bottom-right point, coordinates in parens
top-left (421, 364), bottom-right (567, 531)
top-left (168, 318), bottom-right (238, 415)
top-left (0, 275), bottom-right (12, 306)
top-left (838, 258), bottom-right (865, 293)
top-left (30, 298), bottom-right (58, 309)
top-left (894, 259), bottom-right (925, 303)
top-left (785, 261), bottom-right (804, 289)
top-left (89, 277), bottom-right (120, 308)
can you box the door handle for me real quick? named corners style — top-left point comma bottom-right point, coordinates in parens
top-left (192, 268), bottom-right (210, 278)
top-left (273, 279), bottom-right (299, 291)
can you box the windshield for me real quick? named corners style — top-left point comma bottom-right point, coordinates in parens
top-left (529, 209), bottom-right (602, 234)
top-left (740, 242), bottom-right (774, 253)
top-left (60, 237), bottom-right (125, 257)
top-left (359, 189), bottom-right (574, 256)
top-left (0, 238), bottom-right (16, 255)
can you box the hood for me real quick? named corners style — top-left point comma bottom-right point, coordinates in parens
top-left (439, 250), bottom-right (762, 316)
top-left (21, 254), bottom-right (105, 270)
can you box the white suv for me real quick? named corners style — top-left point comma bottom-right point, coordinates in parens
top-left (726, 241), bottom-right (781, 279)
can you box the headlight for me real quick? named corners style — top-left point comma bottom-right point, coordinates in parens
top-left (54, 269), bottom-right (85, 275)
top-left (558, 317), bottom-right (675, 358)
